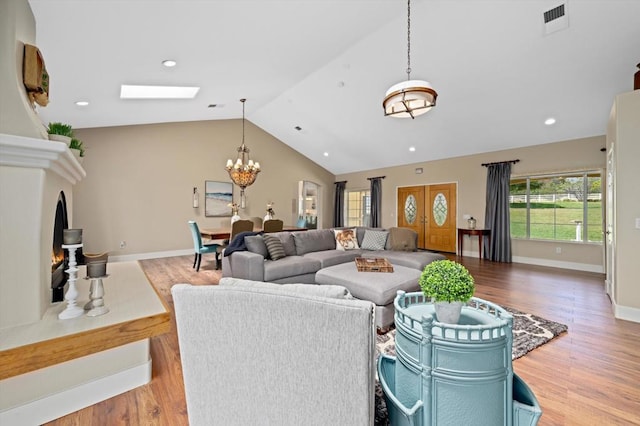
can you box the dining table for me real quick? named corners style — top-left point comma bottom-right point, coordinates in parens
top-left (200, 225), bottom-right (307, 241)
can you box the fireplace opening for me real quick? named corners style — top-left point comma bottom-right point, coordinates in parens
top-left (51, 192), bottom-right (68, 302)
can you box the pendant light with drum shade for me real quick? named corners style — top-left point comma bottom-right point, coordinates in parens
top-left (225, 98), bottom-right (260, 208)
top-left (383, 0), bottom-right (437, 119)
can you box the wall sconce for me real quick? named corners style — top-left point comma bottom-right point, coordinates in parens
top-left (192, 187), bottom-right (199, 208)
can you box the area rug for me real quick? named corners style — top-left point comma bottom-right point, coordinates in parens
top-left (374, 306), bottom-right (567, 425)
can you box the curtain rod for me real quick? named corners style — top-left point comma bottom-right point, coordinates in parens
top-left (334, 181), bottom-right (347, 185)
top-left (481, 159), bottom-right (520, 167)
top-left (367, 176), bottom-right (386, 180)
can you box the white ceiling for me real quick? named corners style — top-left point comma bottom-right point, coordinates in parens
top-left (28, 0), bottom-right (640, 174)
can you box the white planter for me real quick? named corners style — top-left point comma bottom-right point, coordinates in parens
top-left (48, 134), bottom-right (72, 145)
top-left (434, 301), bottom-right (464, 324)
top-left (70, 148), bottom-right (83, 163)
top-left (231, 214), bottom-right (241, 223)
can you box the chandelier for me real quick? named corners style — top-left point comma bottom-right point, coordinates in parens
top-left (383, 0), bottom-right (437, 119)
top-left (225, 98), bottom-right (260, 208)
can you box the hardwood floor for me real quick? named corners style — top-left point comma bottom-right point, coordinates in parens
top-left (46, 254), bottom-right (640, 426)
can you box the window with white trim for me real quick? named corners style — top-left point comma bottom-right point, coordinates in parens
top-left (510, 171), bottom-right (602, 243)
top-left (345, 189), bottom-right (371, 227)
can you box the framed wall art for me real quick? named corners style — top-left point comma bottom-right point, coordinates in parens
top-left (205, 181), bottom-right (233, 217)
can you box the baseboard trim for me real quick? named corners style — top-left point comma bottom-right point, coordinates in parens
top-left (613, 303), bottom-right (640, 323)
top-left (0, 359), bottom-right (151, 425)
top-left (110, 248), bottom-right (192, 263)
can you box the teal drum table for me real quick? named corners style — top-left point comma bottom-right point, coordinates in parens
top-left (378, 291), bottom-right (542, 426)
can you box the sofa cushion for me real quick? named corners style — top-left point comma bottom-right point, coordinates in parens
top-left (293, 229), bottom-right (336, 255)
top-left (334, 228), bottom-right (360, 251)
top-left (245, 235), bottom-right (268, 258)
top-left (388, 227), bottom-right (417, 251)
top-left (263, 234), bottom-right (286, 260)
top-left (360, 230), bottom-right (389, 251)
top-left (270, 231), bottom-right (297, 256)
top-left (264, 256), bottom-right (322, 282)
top-left (302, 249), bottom-right (363, 269)
top-left (219, 277), bottom-right (353, 299)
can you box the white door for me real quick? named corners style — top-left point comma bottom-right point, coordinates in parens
top-left (605, 144), bottom-right (615, 302)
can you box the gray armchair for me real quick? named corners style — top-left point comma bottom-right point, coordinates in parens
top-left (172, 278), bottom-right (377, 425)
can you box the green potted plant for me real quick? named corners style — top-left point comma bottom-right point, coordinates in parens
top-left (419, 259), bottom-right (475, 324)
top-left (47, 122), bottom-right (74, 145)
top-left (69, 137), bottom-right (85, 162)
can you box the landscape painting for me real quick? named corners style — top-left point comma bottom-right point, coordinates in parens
top-left (205, 181), bottom-right (233, 217)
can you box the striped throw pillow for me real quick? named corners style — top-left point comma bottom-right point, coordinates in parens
top-left (263, 234), bottom-right (286, 260)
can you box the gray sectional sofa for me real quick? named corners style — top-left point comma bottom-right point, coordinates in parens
top-left (221, 227), bottom-right (446, 328)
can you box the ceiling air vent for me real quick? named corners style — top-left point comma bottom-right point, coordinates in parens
top-left (543, 3), bottom-right (569, 35)
top-left (544, 4), bottom-right (565, 23)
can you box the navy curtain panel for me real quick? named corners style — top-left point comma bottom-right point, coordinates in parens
top-left (484, 163), bottom-right (512, 262)
top-left (369, 177), bottom-right (383, 228)
top-left (333, 181), bottom-right (347, 227)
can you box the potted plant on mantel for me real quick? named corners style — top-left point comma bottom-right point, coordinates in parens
top-left (419, 259), bottom-right (475, 324)
top-left (47, 122), bottom-right (74, 145)
top-left (69, 137), bottom-right (85, 162)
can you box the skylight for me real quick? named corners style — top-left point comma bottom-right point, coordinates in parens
top-left (120, 85), bottom-right (200, 99)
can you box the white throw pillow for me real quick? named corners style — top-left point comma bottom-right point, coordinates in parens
top-left (334, 228), bottom-right (360, 251)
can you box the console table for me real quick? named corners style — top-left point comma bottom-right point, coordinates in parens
top-left (457, 228), bottom-right (491, 258)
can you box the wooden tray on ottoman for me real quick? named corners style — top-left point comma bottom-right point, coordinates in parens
top-left (355, 257), bottom-right (394, 273)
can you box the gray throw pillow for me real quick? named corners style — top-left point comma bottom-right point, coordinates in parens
top-left (361, 230), bottom-right (389, 251)
top-left (263, 234), bottom-right (286, 260)
top-left (245, 235), bottom-right (268, 258)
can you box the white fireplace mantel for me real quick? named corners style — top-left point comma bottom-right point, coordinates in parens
top-left (0, 133), bottom-right (86, 183)
top-left (1, 132), bottom-right (85, 330)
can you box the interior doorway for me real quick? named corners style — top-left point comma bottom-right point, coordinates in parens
top-left (397, 183), bottom-right (457, 252)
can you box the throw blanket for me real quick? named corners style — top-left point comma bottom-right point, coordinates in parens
top-left (224, 231), bottom-right (263, 256)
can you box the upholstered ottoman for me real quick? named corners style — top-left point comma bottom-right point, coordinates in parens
top-left (315, 261), bottom-right (422, 329)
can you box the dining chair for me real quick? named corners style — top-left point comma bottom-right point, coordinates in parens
top-left (219, 220), bottom-right (255, 255)
top-left (188, 221), bottom-right (221, 271)
top-left (263, 219), bottom-right (284, 233)
top-left (231, 219), bottom-right (254, 240)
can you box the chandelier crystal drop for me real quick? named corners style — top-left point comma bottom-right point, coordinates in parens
top-left (383, 0), bottom-right (437, 119)
top-left (225, 98), bottom-right (260, 208)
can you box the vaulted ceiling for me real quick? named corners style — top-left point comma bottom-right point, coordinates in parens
top-left (28, 0), bottom-right (640, 174)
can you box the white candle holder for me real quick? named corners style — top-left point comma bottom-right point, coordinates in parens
top-left (84, 275), bottom-right (110, 317)
top-left (58, 243), bottom-right (85, 319)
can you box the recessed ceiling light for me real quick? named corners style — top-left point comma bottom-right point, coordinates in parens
top-left (323, 152), bottom-right (329, 157)
top-left (162, 60), bottom-right (177, 67)
top-left (544, 117), bottom-right (556, 126)
top-left (120, 85), bottom-right (200, 99)
top-left (75, 101), bottom-right (89, 106)
top-left (409, 146), bottom-right (416, 152)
